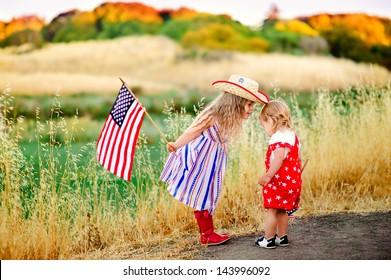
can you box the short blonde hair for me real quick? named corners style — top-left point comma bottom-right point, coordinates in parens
top-left (259, 99), bottom-right (292, 132)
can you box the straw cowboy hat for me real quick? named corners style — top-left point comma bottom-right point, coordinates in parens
top-left (212, 74), bottom-right (269, 104)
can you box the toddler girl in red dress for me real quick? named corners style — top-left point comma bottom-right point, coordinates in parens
top-left (256, 99), bottom-right (302, 249)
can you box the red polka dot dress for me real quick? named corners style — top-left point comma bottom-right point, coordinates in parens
top-left (262, 129), bottom-right (302, 212)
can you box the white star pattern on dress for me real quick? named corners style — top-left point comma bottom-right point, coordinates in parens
top-left (263, 133), bottom-right (302, 211)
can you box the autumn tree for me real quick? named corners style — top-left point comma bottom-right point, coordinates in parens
top-left (51, 11), bottom-right (98, 42)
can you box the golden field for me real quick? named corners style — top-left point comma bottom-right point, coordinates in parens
top-left (0, 36), bottom-right (390, 260)
top-left (0, 36), bottom-right (390, 95)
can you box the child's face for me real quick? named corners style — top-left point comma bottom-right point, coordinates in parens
top-left (242, 100), bottom-right (255, 120)
top-left (260, 117), bottom-right (274, 137)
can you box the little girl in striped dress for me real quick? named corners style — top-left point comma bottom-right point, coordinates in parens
top-left (160, 74), bottom-right (269, 246)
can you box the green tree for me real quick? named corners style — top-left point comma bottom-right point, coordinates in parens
top-left (97, 20), bottom-right (161, 39)
top-left (160, 15), bottom-right (258, 42)
top-left (259, 24), bottom-right (301, 53)
top-left (321, 25), bottom-right (369, 61)
top-left (369, 45), bottom-right (391, 69)
top-left (51, 13), bottom-right (98, 42)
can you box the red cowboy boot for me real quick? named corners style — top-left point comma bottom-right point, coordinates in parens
top-left (194, 210), bottom-right (230, 246)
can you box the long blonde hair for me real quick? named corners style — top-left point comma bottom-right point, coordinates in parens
top-left (190, 92), bottom-right (249, 139)
top-left (259, 99), bottom-right (292, 132)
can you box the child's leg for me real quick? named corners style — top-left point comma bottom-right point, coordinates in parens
top-left (264, 208), bottom-right (278, 239)
top-left (276, 209), bottom-right (288, 237)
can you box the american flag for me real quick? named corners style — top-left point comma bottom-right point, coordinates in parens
top-left (96, 84), bottom-right (145, 181)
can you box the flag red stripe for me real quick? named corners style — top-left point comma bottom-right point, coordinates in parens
top-left (113, 102), bottom-right (139, 178)
top-left (96, 114), bottom-right (110, 156)
top-left (116, 104), bottom-right (140, 179)
top-left (107, 123), bottom-right (121, 173)
top-left (99, 118), bottom-right (115, 165)
top-left (110, 102), bottom-right (137, 173)
top-left (124, 109), bottom-right (144, 180)
top-left (101, 119), bottom-right (117, 168)
top-left (120, 106), bottom-right (144, 180)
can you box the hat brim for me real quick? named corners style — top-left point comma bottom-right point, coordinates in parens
top-left (212, 80), bottom-right (269, 104)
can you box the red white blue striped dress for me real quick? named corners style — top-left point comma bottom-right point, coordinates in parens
top-left (160, 123), bottom-right (228, 214)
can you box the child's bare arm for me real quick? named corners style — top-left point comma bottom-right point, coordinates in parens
top-left (167, 115), bottom-right (215, 152)
top-left (258, 147), bottom-right (285, 186)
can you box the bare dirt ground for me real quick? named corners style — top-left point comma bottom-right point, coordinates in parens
top-left (195, 211), bottom-right (391, 260)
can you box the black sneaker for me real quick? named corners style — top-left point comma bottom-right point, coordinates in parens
top-left (275, 234), bottom-right (289, 246)
top-left (255, 236), bottom-right (276, 249)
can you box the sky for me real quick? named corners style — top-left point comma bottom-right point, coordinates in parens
top-left (1, 0), bottom-right (391, 26)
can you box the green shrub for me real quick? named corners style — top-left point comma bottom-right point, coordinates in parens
top-left (259, 24), bottom-right (301, 53)
top-left (369, 45), bottom-right (391, 70)
top-left (181, 23), bottom-right (268, 52)
top-left (321, 25), bottom-right (369, 61)
top-left (160, 15), bottom-right (259, 42)
top-left (97, 20), bottom-right (161, 39)
top-left (51, 14), bottom-right (98, 42)
top-left (0, 29), bottom-right (44, 48)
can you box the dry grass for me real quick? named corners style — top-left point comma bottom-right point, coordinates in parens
top-left (0, 36), bottom-right (389, 95)
top-left (0, 38), bottom-right (390, 259)
top-left (1, 84), bottom-right (390, 260)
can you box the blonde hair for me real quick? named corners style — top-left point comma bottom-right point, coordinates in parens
top-left (191, 92), bottom-right (250, 139)
top-left (259, 99), bottom-right (292, 132)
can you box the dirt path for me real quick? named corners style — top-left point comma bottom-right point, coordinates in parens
top-left (196, 211), bottom-right (391, 260)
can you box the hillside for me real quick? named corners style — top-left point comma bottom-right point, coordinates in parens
top-left (0, 36), bottom-right (389, 95)
top-left (1, 2), bottom-right (390, 71)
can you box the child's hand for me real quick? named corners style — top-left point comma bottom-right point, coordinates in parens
top-left (258, 174), bottom-right (272, 186)
top-left (166, 142), bottom-right (177, 153)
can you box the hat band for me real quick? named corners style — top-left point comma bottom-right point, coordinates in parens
top-left (212, 80), bottom-right (264, 103)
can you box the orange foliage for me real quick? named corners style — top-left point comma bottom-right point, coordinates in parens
top-left (165, 7), bottom-right (206, 20)
top-left (275, 20), bottom-right (318, 36)
top-left (71, 11), bottom-right (97, 25)
top-left (2, 16), bottom-right (45, 39)
top-left (309, 14), bottom-right (391, 46)
top-left (94, 2), bottom-right (162, 23)
top-left (0, 21), bottom-right (5, 40)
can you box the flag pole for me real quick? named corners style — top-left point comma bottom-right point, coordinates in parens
top-left (301, 158), bottom-right (309, 173)
top-left (119, 77), bottom-right (170, 145)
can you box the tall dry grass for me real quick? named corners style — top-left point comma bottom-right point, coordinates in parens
top-left (0, 84), bottom-right (390, 260)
